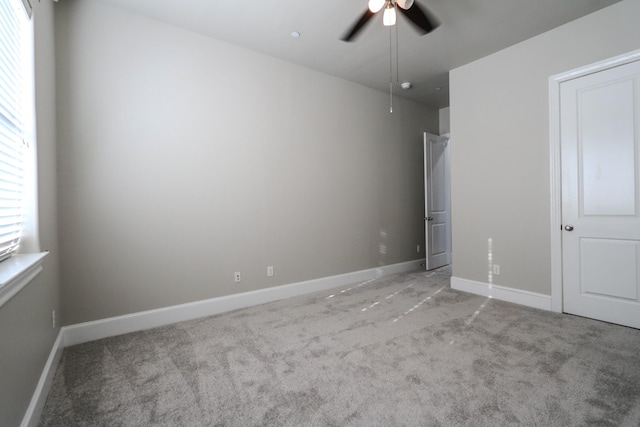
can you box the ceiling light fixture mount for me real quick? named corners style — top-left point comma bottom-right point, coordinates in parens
top-left (369, 0), bottom-right (414, 14)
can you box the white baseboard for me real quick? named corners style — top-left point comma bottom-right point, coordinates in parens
top-left (21, 259), bottom-right (422, 426)
top-left (21, 330), bottom-right (65, 427)
top-left (450, 276), bottom-right (552, 311)
top-left (63, 259), bottom-right (424, 347)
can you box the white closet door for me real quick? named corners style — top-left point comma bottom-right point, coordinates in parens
top-left (561, 59), bottom-right (640, 329)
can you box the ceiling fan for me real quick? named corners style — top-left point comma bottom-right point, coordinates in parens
top-left (341, 0), bottom-right (439, 42)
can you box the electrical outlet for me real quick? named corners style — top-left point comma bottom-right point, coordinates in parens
top-left (492, 265), bottom-right (501, 275)
top-left (52, 310), bottom-right (56, 330)
top-left (417, 244), bottom-right (420, 253)
top-left (267, 266), bottom-right (274, 277)
top-left (234, 272), bottom-right (241, 283)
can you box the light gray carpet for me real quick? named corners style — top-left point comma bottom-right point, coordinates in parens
top-left (39, 267), bottom-right (640, 426)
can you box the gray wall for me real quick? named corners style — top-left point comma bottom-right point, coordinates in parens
top-left (0, 0), bottom-right (61, 425)
top-left (450, 0), bottom-right (640, 294)
top-left (439, 107), bottom-right (450, 135)
top-left (56, 0), bottom-right (438, 325)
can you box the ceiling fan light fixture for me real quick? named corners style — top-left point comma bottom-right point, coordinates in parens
top-left (383, 4), bottom-right (396, 26)
top-left (368, 0), bottom-right (385, 13)
top-left (396, 0), bottom-right (414, 10)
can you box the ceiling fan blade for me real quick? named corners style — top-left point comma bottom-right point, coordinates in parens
top-left (398, 2), bottom-right (439, 35)
top-left (341, 9), bottom-right (375, 42)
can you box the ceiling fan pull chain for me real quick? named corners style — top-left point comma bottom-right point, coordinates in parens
top-left (390, 81), bottom-right (393, 113)
top-left (396, 18), bottom-right (400, 82)
top-left (389, 25), bottom-right (393, 113)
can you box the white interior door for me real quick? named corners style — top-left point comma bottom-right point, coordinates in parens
top-left (560, 59), bottom-right (640, 329)
top-left (424, 133), bottom-right (451, 270)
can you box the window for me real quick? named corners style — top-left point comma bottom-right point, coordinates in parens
top-left (0, 0), bottom-right (46, 307)
top-left (0, 0), bottom-right (32, 261)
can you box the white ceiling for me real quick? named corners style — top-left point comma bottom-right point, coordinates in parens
top-left (95, 0), bottom-right (620, 109)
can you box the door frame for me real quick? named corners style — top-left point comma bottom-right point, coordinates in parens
top-left (548, 48), bottom-right (640, 313)
top-left (423, 132), bottom-right (451, 270)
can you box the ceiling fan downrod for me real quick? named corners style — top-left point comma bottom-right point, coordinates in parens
top-left (369, 0), bottom-right (415, 14)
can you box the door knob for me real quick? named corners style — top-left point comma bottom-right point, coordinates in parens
top-left (426, 217), bottom-right (434, 221)
top-left (564, 225), bottom-right (574, 231)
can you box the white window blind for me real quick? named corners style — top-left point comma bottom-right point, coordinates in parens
top-left (0, 0), bottom-right (30, 262)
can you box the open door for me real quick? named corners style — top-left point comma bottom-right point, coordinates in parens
top-left (424, 133), bottom-right (451, 270)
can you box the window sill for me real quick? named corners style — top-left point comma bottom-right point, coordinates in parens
top-left (0, 252), bottom-right (48, 308)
